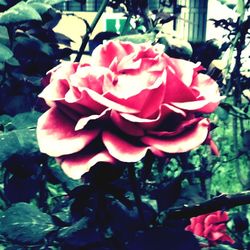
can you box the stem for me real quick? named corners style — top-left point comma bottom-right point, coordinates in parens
top-left (121, 14), bottom-right (131, 35)
top-left (96, 190), bottom-right (126, 250)
top-left (74, 0), bottom-right (109, 62)
top-left (127, 164), bottom-right (146, 227)
top-left (163, 191), bottom-right (250, 220)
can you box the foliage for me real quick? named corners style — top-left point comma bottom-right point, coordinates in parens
top-left (0, 0), bottom-right (249, 249)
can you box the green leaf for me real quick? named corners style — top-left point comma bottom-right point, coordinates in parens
top-left (6, 56), bottom-right (20, 66)
top-left (114, 32), bottom-right (156, 44)
top-left (0, 114), bottom-right (12, 127)
top-left (0, 63), bottom-right (4, 71)
top-left (0, 127), bottom-right (39, 162)
top-left (0, 0), bottom-right (7, 6)
top-left (209, 244), bottom-right (238, 250)
top-left (13, 111), bottom-right (41, 129)
top-left (0, 25), bottom-right (9, 45)
top-left (236, 0), bottom-right (245, 18)
top-left (0, 43), bottom-right (13, 62)
top-left (0, 203), bottom-right (55, 244)
top-left (0, 1), bottom-right (42, 24)
top-left (29, 2), bottom-right (52, 15)
top-left (215, 106), bottom-right (229, 121)
top-left (216, 0), bottom-right (236, 9)
top-left (27, 0), bottom-right (65, 6)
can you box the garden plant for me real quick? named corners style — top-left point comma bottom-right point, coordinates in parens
top-left (0, 0), bottom-right (249, 249)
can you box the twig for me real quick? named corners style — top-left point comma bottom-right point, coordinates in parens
top-left (74, 0), bottom-right (109, 62)
top-left (128, 163), bottom-right (146, 227)
top-left (163, 191), bottom-right (250, 220)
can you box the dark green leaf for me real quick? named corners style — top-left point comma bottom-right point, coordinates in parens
top-left (0, 1), bottom-right (42, 24)
top-left (4, 176), bottom-right (40, 203)
top-left (3, 95), bottom-right (32, 116)
top-left (0, 43), bottom-right (13, 62)
top-left (127, 228), bottom-right (200, 250)
top-left (0, 203), bottom-right (55, 243)
top-left (57, 217), bottom-right (89, 239)
top-left (151, 175), bottom-right (183, 211)
top-left (0, 127), bottom-right (39, 162)
top-left (47, 161), bottom-right (81, 190)
top-left (157, 35), bottom-right (193, 59)
top-left (3, 153), bottom-right (41, 178)
top-left (58, 217), bottom-right (103, 248)
top-left (15, 36), bottom-right (54, 56)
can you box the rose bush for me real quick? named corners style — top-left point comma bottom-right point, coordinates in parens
top-left (185, 211), bottom-right (235, 245)
top-left (37, 41), bottom-right (222, 179)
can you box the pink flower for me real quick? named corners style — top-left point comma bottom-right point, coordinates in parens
top-left (37, 41), bottom-right (222, 179)
top-left (185, 211), bottom-right (235, 245)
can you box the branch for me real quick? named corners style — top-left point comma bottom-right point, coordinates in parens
top-left (74, 0), bottom-right (109, 62)
top-left (163, 191), bottom-right (250, 219)
top-left (128, 164), bottom-right (146, 227)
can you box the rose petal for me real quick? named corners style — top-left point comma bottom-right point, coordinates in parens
top-left (220, 234), bottom-right (235, 244)
top-left (165, 55), bottom-right (202, 86)
top-left (104, 71), bottom-right (167, 118)
top-left (205, 214), bottom-right (219, 225)
top-left (65, 86), bottom-right (105, 113)
top-left (209, 231), bottom-right (225, 241)
top-left (171, 99), bottom-right (217, 112)
top-left (191, 73), bottom-right (222, 112)
top-left (111, 111), bottom-right (145, 136)
top-left (39, 62), bottom-right (79, 102)
top-left (75, 108), bottom-right (111, 131)
top-left (80, 88), bottom-right (140, 113)
top-left (37, 107), bottom-right (99, 157)
top-left (102, 131), bottom-right (149, 162)
top-left (141, 118), bottom-right (210, 153)
top-left (70, 65), bottom-right (115, 94)
top-left (164, 69), bottom-right (196, 102)
top-left (92, 41), bottom-right (137, 68)
top-left (213, 224), bottom-right (227, 232)
top-left (60, 150), bottom-right (116, 179)
top-left (148, 117), bottom-right (202, 136)
top-left (193, 223), bottom-right (204, 236)
top-left (119, 103), bottom-right (186, 130)
top-left (203, 224), bottom-right (214, 237)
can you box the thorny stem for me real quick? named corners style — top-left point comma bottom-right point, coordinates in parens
top-left (232, 17), bottom-right (248, 187)
top-left (74, 0), bottom-right (109, 62)
top-left (163, 190), bottom-right (250, 220)
top-left (128, 164), bottom-right (146, 227)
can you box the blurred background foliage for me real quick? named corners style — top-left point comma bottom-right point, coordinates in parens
top-left (0, 0), bottom-right (249, 249)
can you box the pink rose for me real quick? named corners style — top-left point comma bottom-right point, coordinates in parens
top-left (37, 41), bottom-right (221, 179)
top-left (185, 211), bottom-right (235, 245)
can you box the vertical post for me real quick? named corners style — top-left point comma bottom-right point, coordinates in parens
top-left (175, 0), bottom-right (208, 42)
top-left (187, 0), bottom-right (208, 42)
